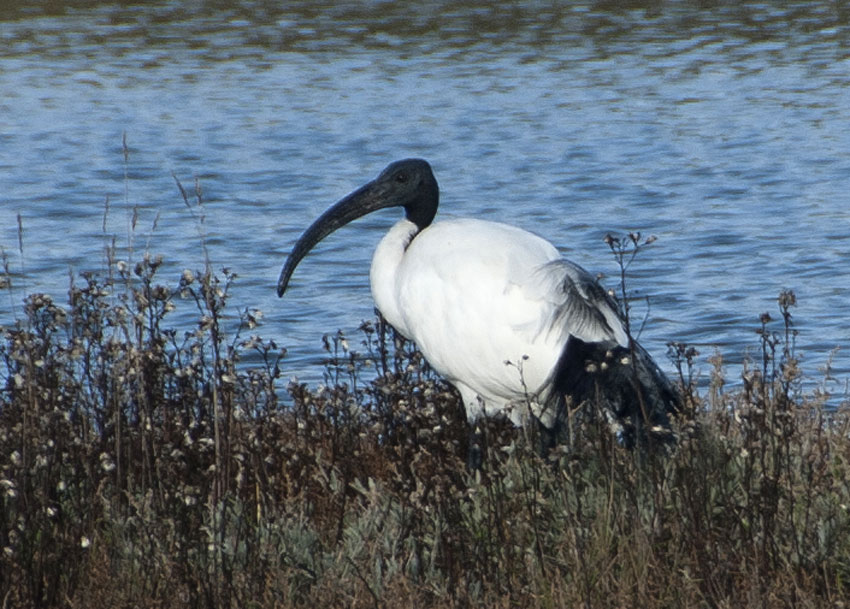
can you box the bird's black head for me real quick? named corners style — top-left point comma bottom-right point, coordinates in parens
top-left (373, 158), bottom-right (439, 230)
top-left (276, 158), bottom-right (439, 297)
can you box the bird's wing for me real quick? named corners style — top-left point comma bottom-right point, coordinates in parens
top-left (521, 259), bottom-right (628, 349)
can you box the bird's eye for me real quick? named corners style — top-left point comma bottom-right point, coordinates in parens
top-left (395, 171), bottom-right (409, 183)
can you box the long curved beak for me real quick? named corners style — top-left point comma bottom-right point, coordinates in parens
top-left (277, 178), bottom-right (395, 297)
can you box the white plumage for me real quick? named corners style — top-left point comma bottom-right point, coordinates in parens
top-left (371, 217), bottom-right (626, 428)
top-left (278, 159), bottom-right (678, 445)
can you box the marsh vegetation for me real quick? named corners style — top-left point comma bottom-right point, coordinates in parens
top-left (2, 231), bottom-right (849, 608)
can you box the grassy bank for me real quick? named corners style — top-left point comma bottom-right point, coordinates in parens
top-left (1, 250), bottom-right (849, 608)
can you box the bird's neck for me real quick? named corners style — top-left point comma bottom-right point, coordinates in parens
top-left (369, 219), bottom-right (420, 338)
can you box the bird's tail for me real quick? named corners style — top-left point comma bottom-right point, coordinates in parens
top-left (550, 336), bottom-right (681, 447)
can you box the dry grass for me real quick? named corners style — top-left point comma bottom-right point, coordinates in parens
top-left (1, 249), bottom-right (848, 609)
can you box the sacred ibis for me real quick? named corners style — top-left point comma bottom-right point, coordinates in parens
top-left (277, 159), bottom-right (680, 450)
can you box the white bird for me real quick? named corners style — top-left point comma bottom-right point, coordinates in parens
top-left (277, 159), bottom-right (679, 451)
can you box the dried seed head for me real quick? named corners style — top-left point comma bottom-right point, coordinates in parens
top-left (778, 289), bottom-right (796, 308)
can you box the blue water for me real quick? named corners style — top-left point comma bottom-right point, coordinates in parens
top-left (1, 1), bottom-right (849, 398)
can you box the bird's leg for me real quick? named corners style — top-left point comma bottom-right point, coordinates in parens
top-left (533, 394), bottom-right (567, 461)
top-left (535, 417), bottom-right (560, 461)
top-left (467, 422), bottom-right (484, 470)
